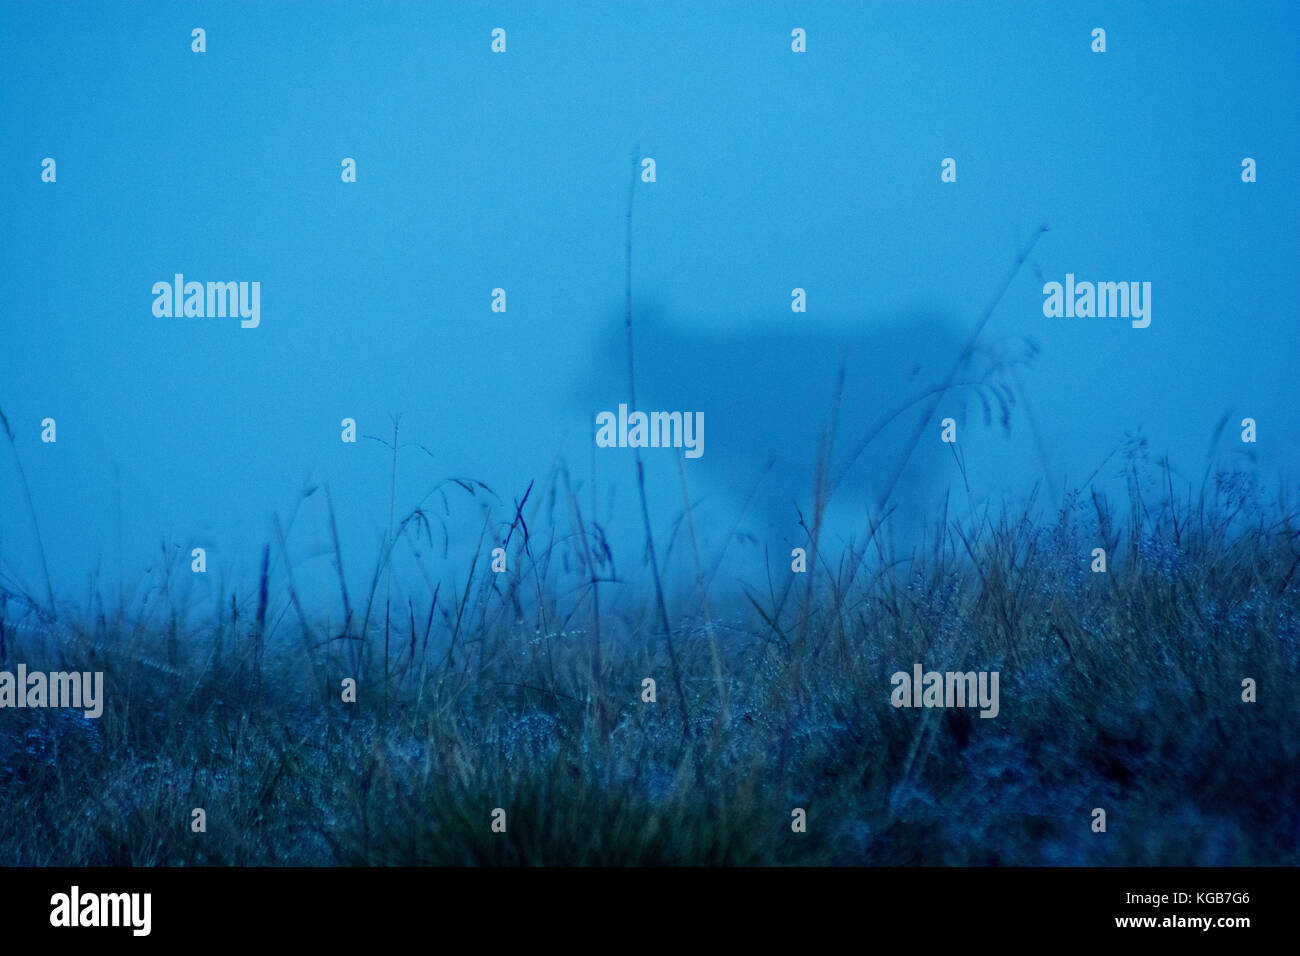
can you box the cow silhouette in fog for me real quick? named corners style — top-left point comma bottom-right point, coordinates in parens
top-left (578, 298), bottom-right (1034, 562)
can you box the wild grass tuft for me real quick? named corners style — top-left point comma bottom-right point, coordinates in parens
top-left (0, 447), bottom-right (1295, 865)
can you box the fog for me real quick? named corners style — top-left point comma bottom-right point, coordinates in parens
top-left (2, 1), bottom-right (1296, 622)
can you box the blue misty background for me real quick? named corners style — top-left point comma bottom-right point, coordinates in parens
top-left (1, 1), bottom-right (1297, 621)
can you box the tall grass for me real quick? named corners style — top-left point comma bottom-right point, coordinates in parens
top-left (0, 442), bottom-right (1295, 865)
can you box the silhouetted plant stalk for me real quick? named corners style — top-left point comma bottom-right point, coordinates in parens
top-left (0, 405), bottom-right (55, 616)
top-left (254, 542), bottom-right (269, 704)
top-left (624, 145), bottom-right (692, 753)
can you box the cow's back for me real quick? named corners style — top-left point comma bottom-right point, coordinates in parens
top-left (576, 301), bottom-right (1014, 565)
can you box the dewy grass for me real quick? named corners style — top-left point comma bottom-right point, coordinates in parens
top-left (0, 451), bottom-right (1295, 866)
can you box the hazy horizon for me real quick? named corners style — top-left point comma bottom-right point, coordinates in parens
top-left (3, 1), bottom-right (1297, 623)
